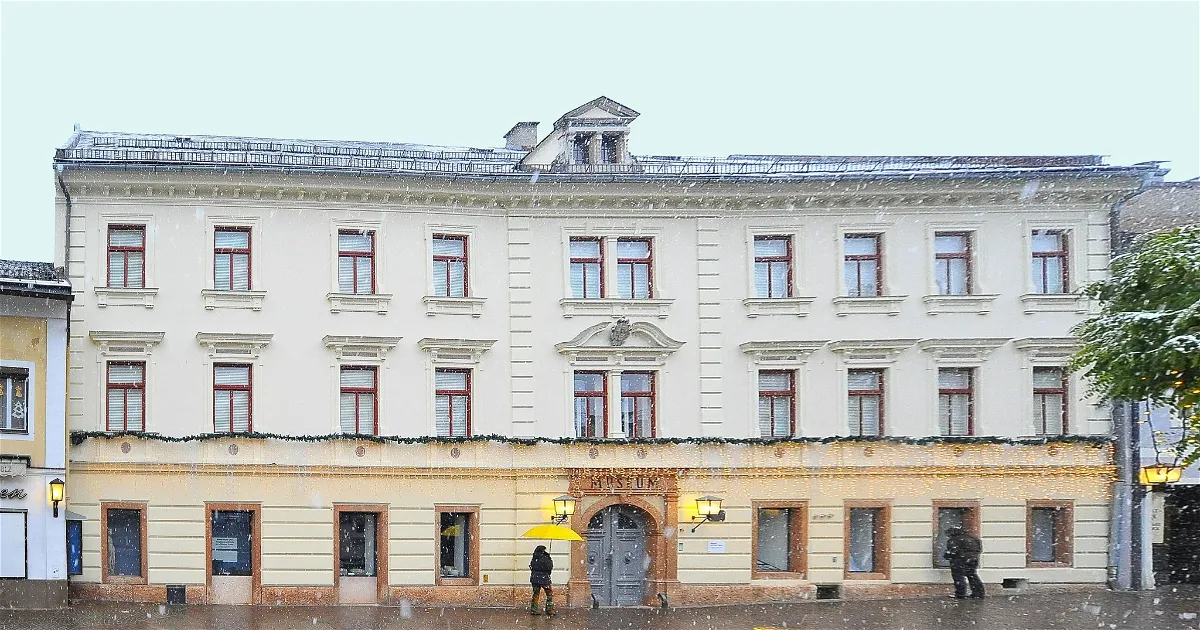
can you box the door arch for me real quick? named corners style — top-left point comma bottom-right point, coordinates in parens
top-left (586, 504), bottom-right (650, 606)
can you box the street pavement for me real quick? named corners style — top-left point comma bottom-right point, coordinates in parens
top-left (3, 586), bottom-right (1200, 630)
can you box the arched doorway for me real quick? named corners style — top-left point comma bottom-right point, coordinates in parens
top-left (586, 505), bottom-right (649, 606)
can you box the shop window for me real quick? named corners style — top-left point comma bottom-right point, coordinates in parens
top-left (0, 368), bottom-right (29, 432)
top-left (339, 512), bottom-right (378, 577)
top-left (102, 504), bottom-right (146, 583)
top-left (1027, 501), bottom-right (1073, 566)
top-left (753, 502), bottom-right (806, 578)
top-left (845, 502), bottom-right (890, 580)
top-left (932, 501), bottom-right (980, 568)
top-left (436, 506), bottom-right (479, 585)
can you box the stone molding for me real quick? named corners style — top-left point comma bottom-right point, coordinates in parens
top-left (93, 287), bottom-right (157, 309)
top-left (921, 294), bottom-right (999, 315)
top-left (827, 339), bottom-right (918, 364)
top-left (195, 332), bottom-right (273, 359)
top-left (322, 336), bottom-right (402, 362)
top-left (917, 338), bottom-right (1010, 365)
top-left (88, 331), bottom-right (165, 357)
top-left (739, 340), bottom-right (829, 367)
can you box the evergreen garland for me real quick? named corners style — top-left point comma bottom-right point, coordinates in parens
top-left (70, 430), bottom-right (1111, 448)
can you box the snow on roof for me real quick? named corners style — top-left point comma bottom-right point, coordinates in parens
top-left (53, 129), bottom-right (1154, 181)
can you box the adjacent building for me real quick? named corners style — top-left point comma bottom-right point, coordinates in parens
top-left (0, 260), bottom-right (72, 608)
top-left (54, 98), bottom-right (1164, 607)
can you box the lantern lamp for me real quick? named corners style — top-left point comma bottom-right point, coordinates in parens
top-left (1140, 464), bottom-right (1183, 486)
top-left (691, 495), bottom-right (726, 532)
top-left (49, 478), bottom-right (65, 518)
top-left (551, 495), bottom-right (577, 524)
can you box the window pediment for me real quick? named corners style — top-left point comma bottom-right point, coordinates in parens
top-left (740, 340), bottom-right (828, 367)
top-left (195, 332), bottom-right (273, 360)
top-left (417, 338), bottom-right (496, 366)
top-left (917, 338), bottom-right (1009, 365)
top-left (828, 339), bottom-right (917, 365)
top-left (89, 331), bottom-right (165, 357)
top-left (1013, 337), bottom-right (1077, 361)
top-left (556, 318), bottom-right (683, 367)
top-left (323, 335), bottom-right (402, 362)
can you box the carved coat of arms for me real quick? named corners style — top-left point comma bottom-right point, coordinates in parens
top-left (609, 317), bottom-right (631, 346)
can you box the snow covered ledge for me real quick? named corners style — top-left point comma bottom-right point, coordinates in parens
top-left (1019, 293), bottom-right (1088, 314)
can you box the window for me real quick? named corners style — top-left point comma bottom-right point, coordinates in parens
top-left (572, 134), bottom-right (590, 164)
top-left (102, 504), bottom-right (146, 583)
top-left (0, 369), bottom-right (28, 432)
top-left (435, 369), bottom-right (470, 437)
top-left (1027, 501), bottom-right (1073, 566)
top-left (569, 238), bottom-right (604, 298)
top-left (1031, 230), bottom-right (1068, 294)
top-left (337, 230), bottom-right (375, 295)
top-left (847, 369), bottom-right (884, 436)
top-left (933, 501), bottom-right (980, 568)
top-left (758, 371), bottom-right (795, 438)
top-left (843, 234), bottom-right (881, 297)
top-left (1033, 367), bottom-right (1068, 435)
top-left (339, 367), bottom-right (377, 435)
top-left (0, 511), bottom-right (25, 578)
top-left (620, 372), bottom-right (655, 438)
top-left (432, 235), bottom-right (468, 297)
top-left (753, 236), bottom-right (793, 298)
top-left (67, 520), bottom-right (83, 576)
top-left (436, 506), bottom-right (479, 585)
top-left (107, 226), bottom-right (146, 289)
top-left (937, 368), bottom-right (973, 436)
top-left (601, 135), bottom-right (620, 163)
top-left (573, 372), bottom-right (607, 438)
top-left (615, 238), bottom-right (653, 299)
top-left (339, 512), bottom-right (378, 577)
top-left (214, 364), bottom-right (252, 433)
top-left (106, 363), bottom-right (144, 432)
top-left (753, 502), bottom-right (806, 578)
top-left (845, 502), bottom-right (890, 579)
top-left (214, 227), bottom-right (252, 291)
top-left (210, 509), bottom-right (254, 577)
top-left (934, 232), bottom-right (971, 295)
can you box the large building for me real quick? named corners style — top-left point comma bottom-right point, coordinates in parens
top-left (0, 260), bottom-right (72, 609)
top-left (53, 98), bottom-right (1164, 607)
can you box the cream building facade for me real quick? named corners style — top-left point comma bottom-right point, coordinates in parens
top-left (54, 98), bottom-right (1163, 607)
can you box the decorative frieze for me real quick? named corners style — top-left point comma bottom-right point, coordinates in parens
top-left (195, 332), bottom-right (273, 360)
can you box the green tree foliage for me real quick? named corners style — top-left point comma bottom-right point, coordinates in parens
top-left (1070, 225), bottom-right (1200, 462)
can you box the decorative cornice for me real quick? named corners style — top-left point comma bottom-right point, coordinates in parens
top-left (417, 338), bottom-right (496, 366)
top-left (195, 332), bottom-right (273, 359)
top-left (828, 339), bottom-right (919, 364)
top-left (740, 340), bottom-right (829, 366)
top-left (323, 336), bottom-right (402, 362)
top-left (918, 338), bottom-right (1010, 364)
top-left (1013, 337), bottom-right (1078, 360)
top-left (89, 331), bottom-right (165, 356)
top-left (556, 320), bottom-right (684, 368)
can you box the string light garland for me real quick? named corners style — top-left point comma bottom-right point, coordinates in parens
top-left (70, 430), bottom-right (1111, 448)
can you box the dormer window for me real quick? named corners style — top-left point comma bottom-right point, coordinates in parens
top-left (601, 135), bottom-right (620, 163)
top-left (572, 135), bottom-right (590, 164)
top-left (518, 97), bottom-right (641, 172)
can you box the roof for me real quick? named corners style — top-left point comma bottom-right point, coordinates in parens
top-left (53, 128), bottom-right (1162, 183)
top-left (0, 260), bottom-right (72, 300)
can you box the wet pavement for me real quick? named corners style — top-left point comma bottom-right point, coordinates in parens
top-left (3, 586), bottom-right (1200, 630)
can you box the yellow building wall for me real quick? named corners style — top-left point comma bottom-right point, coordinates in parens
top-left (0, 315), bottom-right (47, 467)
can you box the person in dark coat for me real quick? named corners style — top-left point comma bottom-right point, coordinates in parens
top-left (529, 545), bottom-right (556, 615)
top-left (944, 527), bottom-right (985, 598)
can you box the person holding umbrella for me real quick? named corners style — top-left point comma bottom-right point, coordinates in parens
top-left (528, 545), bottom-right (556, 616)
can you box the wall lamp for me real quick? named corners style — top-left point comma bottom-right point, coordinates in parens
top-left (551, 495), bottom-right (577, 525)
top-left (49, 478), bottom-right (65, 518)
top-left (1140, 464), bottom-right (1183, 486)
top-left (690, 495), bottom-right (726, 532)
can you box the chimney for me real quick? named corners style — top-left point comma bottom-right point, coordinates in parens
top-left (504, 122), bottom-right (539, 151)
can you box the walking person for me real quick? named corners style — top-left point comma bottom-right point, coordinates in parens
top-left (944, 527), bottom-right (985, 599)
top-left (529, 545), bottom-right (556, 616)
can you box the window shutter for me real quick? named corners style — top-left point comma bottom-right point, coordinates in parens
top-left (215, 230), bottom-right (248, 249)
top-left (339, 233), bottom-right (372, 252)
top-left (769, 263), bottom-right (789, 298)
top-left (109, 229), bottom-right (143, 247)
top-left (355, 258), bottom-right (372, 294)
top-left (108, 252), bottom-right (125, 287)
top-left (433, 261), bottom-right (447, 296)
top-left (214, 392), bottom-right (231, 433)
top-left (753, 262), bottom-right (770, 298)
top-left (773, 398), bottom-right (792, 437)
top-left (451, 396), bottom-right (468, 436)
top-left (616, 266), bottom-right (632, 299)
top-left (126, 390), bottom-right (144, 432)
top-left (448, 261), bottom-right (466, 297)
top-left (231, 391), bottom-right (251, 432)
top-left (758, 396), bottom-right (772, 437)
top-left (434, 396), bottom-right (451, 437)
top-left (107, 389), bottom-right (125, 431)
top-left (569, 263), bottom-right (586, 298)
top-left (632, 264), bottom-right (650, 298)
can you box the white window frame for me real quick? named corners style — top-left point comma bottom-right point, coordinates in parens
top-left (740, 341), bottom-right (828, 438)
top-left (922, 223), bottom-right (998, 315)
top-left (1019, 220), bottom-right (1088, 314)
top-left (743, 226), bottom-right (816, 317)
top-left (89, 332), bottom-right (164, 432)
top-left (202, 215), bottom-right (266, 311)
top-left (832, 225), bottom-right (907, 316)
top-left (328, 217), bottom-right (390, 314)
top-left (94, 214), bottom-right (159, 308)
top-left (323, 336), bottom-right (401, 434)
top-left (0, 360), bottom-right (35, 440)
top-left (558, 225), bottom-right (673, 319)
top-left (423, 223), bottom-right (485, 317)
top-left (1013, 337), bottom-right (1082, 436)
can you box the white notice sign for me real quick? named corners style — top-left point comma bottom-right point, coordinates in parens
top-left (707, 540), bottom-right (726, 553)
top-left (213, 536), bottom-right (239, 561)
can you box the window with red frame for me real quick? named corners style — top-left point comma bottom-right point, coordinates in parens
top-left (615, 238), bottom-right (653, 299)
top-left (435, 369), bottom-right (470, 437)
top-left (337, 231), bottom-right (375, 295)
top-left (847, 369), bottom-right (883, 436)
top-left (573, 372), bottom-right (607, 438)
top-left (1033, 367), bottom-right (1068, 435)
top-left (620, 372), bottom-right (654, 438)
top-left (214, 364), bottom-right (251, 433)
top-left (214, 228), bottom-right (252, 291)
top-left (758, 371), bottom-right (795, 437)
top-left (339, 366), bottom-right (377, 435)
top-left (934, 232), bottom-right (971, 295)
top-left (753, 236), bottom-right (793, 298)
top-left (107, 226), bottom-right (146, 289)
top-left (569, 238), bottom-right (604, 298)
top-left (937, 368), bottom-right (973, 436)
top-left (843, 234), bottom-right (882, 297)
top-left (1031, 230), bottom-right (1068, 294)
top-left (106, 362), bottom-right (145, 432)
top-left (432, 235), bottom-right (468, 297)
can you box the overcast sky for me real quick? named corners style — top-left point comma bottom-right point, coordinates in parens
top-left (2, 1), bottom-right (1197, 263)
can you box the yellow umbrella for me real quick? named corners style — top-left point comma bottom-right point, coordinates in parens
top-left (521, 524), bottom-right (583, 542)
